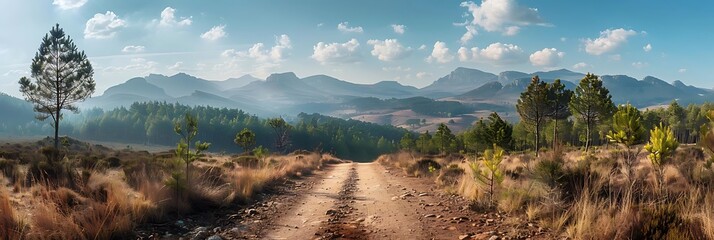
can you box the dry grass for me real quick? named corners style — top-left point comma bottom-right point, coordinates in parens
top-left (0, 138), bottom-right (334, 239)
top-left (0, 188), bottom-right (26, 240)
top-left (378, 148), bottom-right (714, 239)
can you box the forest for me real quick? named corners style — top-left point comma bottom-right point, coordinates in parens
top-left (1, 101), bottom-right (405, 161)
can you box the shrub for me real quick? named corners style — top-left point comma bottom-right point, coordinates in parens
top-left (104, 157), bottom-right (121, 168)
top-left (407, 158), bottom-right (441, 177)
top-left (634, 204), bottom-right (698, 240)
top-left (0, 159), bottom-right (20, 184)
top-left (436, 164), bottom-right (464, 186)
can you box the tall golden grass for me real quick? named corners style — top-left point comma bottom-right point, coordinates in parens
top-left (0, 149), bottom-right (336, 239)
top-left (379, 148), bottom-right (714, 239)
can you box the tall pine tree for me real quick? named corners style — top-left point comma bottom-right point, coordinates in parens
top-left (569, 73), bottom-right (615, 151)
top-left (516, 76), bottom-right (550, 156)
top-left (19, 24), bottom-right (95, 159)
top-left (546, 79), bottom-right (573, 149)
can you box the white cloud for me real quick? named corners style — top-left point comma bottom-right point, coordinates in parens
top-left (382, 66), bottom-right (411, 72)
top-left (426, 41), bottom-right (454, 64)
top-left (219, 35), bottom-right (293, 75)
top-left (460, 25), bottom-right (477, 45)
top-left (103, 58), bottom-right (157, 72)
top-left (337, 22), bottom-right (363, 33)
top-left (201, 25), bottom-right (226, 40)
top-left (679, 68), bottom-right (687, 73)
top-left (632, 61), bottom-right (648, 68)
top-left (643, 43), bottom-right (652, 52)
top-left (317, 23), bottom-right (324, 27)
top-left (584, 28), bottom-right (637, 55)
top-left (367, 39), bottom-right (412, 61)
top-left (458, 42), bottom-right (526, 65)
top-left (418, 44), bottom-right (427, 50)
top-left (52, 0), bottom-right (87, 10)
top-left (391, 24), bottom-right (406, 34)
top-left (609, 54), bottom-right (622, 61)
top-left (159, 7), bottom-right (192, 27)
top-left (560, 37), bottom-right (567, 42)
top-left (459, 0), bottom-right (546, 43)
top-left (168, 62), bottom-right (183, 70)
top-left (121, 45), bottom-right (145, 53)
top-left (416, 72), bottom-right (431, 79)
top-left (84, 11), bottom-right (126, 39)
top-left (223, 35), bottom-right (292, 63)
top-left (311, 39), bottom-right (361, 64)
top-left (572, 62), bottom-right (589, 69)
top-left (529, 48), bottom-right (564, 67)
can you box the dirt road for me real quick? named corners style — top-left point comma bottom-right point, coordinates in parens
top-left (255, 162), bottom-right (545, 240)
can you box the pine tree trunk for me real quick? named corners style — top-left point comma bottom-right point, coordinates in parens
top-left (535, 121), bottom-right (540, 157)
top-left (54, 109), bottom-right (60, 161)
top-left (585, 120), bottom-right (591, 152)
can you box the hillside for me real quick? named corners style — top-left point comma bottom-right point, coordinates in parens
top-left (66, 67), bottom-right (714, 133)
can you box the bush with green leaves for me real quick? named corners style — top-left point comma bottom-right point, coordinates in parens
top-left (234, 128), bottom-right (256, 153)
top-left (644, 123), bottom-right (679, 189)
top-left (606, 104), bottom-right (645, 182)
top-left (471, 144), bottom-right (505, 205)
top-left (645, 124), bottom-right (679, 169)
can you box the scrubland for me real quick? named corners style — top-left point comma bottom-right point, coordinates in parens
top-left (0, 137), bottom-right (339, 239)
top-left (378, 146), bottom-right (714, 239)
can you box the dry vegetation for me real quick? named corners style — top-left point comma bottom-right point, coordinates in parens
top-left (378, 146), bottom-right (714, 239)
top-left (0, 137), bottom-right (341, 239)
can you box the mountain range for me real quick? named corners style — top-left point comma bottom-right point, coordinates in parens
top-left (29, 67), bottom-right (714, 132)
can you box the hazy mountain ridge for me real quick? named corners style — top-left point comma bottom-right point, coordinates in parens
top-left (14, 67), bottom-right (713, 133)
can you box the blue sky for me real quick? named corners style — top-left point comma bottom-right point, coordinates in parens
top-left (0, 0), bottom-right (711, 97)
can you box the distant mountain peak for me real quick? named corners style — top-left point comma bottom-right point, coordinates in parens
top-left (266, 72), bottom-right (299, 82)
top-left (672, 80), bottom-right (686, 88)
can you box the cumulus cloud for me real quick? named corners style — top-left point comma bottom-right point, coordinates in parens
top-left (632, 61), bottom-right (648, 68)
top-left (643, 43), bottom-right (652, 52)
top-left (458, 42), bottom-right (526, 65)
top-left (529, 48), bottom-right (564, 67)
top-left (426, 41), bottom-right (454, 63)
top-left (679, 68), bottom-right (687, 73)
top-left (416, 72), bottom-right (432, 79)
top-left (311, 39), bottom-right (361, 64)
top-left (367, 39), bottom-right (412, 61)
top-left (572, 62), bottom-right (589, 69)
top-left (84, 11), bottom-right (126, 39)
top-left (53, 0), bottom-right (87, 10)
top-left (418, 44), bottom-right (427, 50)
top-left (391, 24), bottom-right (406, 34)
top-left (337, 22), bottom-right (363, 33)
top-left (222, 34), bottom-right (292, 64)
top-left (584, 28), bottom-right (637, 55)
top-left (168, 62), bottom-right (183, 71)
top-left (458, 0), bottom-right (546, 43)
top-left (121, 45), bottom-right (145, 53)
top-left (201, 25), bottom-right (226, 40)
top-left (159, 7), bottom-right (192, 27)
